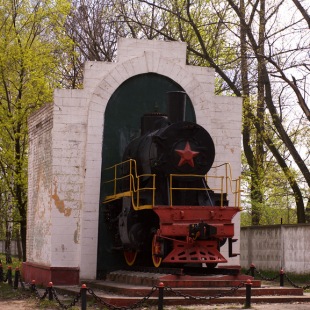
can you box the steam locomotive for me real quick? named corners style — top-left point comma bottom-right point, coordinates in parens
top-left (103, 91), bottom-right (240, 268)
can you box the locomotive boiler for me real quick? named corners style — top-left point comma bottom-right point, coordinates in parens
top-left (103, 91), bottom-right (241, 268)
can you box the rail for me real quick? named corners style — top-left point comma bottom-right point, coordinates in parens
top-left (207, 162), bottom-right (242, 208)
top-left (103, 160), bottom-right (241, 209)
top-left (103, 159), bottom-right (155, 210)
top-left (168, 173), bottom-right (218, 206)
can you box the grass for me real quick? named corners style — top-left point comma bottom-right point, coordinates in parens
top-left (0, 254), bottom-right (98, 309)
top-left (0, 253), bottom-right (28, 301)
top-left (0, 281), bottom-right (32, 300)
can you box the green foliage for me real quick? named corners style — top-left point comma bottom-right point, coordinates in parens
top-left (241, 149), bottom-right (298, 226)
top-left (0, 253), bottom-right (21, 270)
top-left (0, 254), bottom-right (28, 300)
top-left (0, 0), bottom-right (72, 259)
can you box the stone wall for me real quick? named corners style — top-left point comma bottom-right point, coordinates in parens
top-left (241, 224), bottom-right (310, 274)
top-left (0, 240), bottom-right (19, 256)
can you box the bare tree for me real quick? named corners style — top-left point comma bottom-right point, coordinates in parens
top-left (63, 0), bottom-right (309, 224)
top-left (291, 0), bottom-right (310, 28)
top-left (63, 0), bottom-right (134, 87)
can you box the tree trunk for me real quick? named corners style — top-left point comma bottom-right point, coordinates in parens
top-left (20, 219), bottom-right (27, 261)
top-left (5, 220), bottom-right (12, 264)
top-left (16, 230), bottom-right (23, 261)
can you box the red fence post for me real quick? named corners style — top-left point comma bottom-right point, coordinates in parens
top-left (7, 266), bottom-right (12, 286)
top-left (81, 284), bottom-right (87, 310)
top-left (48, 282), bottom-right (53, 301)
top-left (245, 279), bottom-right (252, 309)
top-left (280, 269), bottom-right (284, 287)
top-left (157, 282), bottom-right (165, 310)
top-left (14, 267), bottom-right (20, 289)
top-left (31, 280), bottom-right (36, 292)
top-left (250, 263), bottom-right (255, 278)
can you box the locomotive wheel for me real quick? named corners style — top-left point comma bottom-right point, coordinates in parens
top-left (124, 250), bottom-right (137, 266)
top-left (206, 263), bottom-right (218, 269)
top-left (152, 235), bottom-right (163, 268)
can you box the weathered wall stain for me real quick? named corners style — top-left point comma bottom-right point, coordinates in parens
top-left (74, 221), bottom-right (80, 244)
top-left (51, 180), bottom-right (72, 216)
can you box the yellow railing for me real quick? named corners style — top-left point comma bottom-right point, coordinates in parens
top-left (168, 173), bottom-right (216, 206)
top-left (206, 163), bottom-right (242, 208)
top-left (103, 159), bottom-right (156, 210)
top-left (103, 160), bottom-right (241, 209)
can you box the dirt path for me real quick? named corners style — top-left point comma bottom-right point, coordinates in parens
top-left (0, 300), bottom-right (39, 309)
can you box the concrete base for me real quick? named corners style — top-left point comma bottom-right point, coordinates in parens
top-left (106, 269), bottom-right (260, 287)
top-left (22, 262), bottom-right (79, 286)
top-left (53, 270), bottom-right (307, 308)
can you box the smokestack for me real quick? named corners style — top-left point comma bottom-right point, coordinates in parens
top-left (140, 112), bottom-right (168, 135)
top-left (167, 91), bottom-right (186, 123)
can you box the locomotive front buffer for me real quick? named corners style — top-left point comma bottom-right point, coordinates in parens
top-left (151, 205), bottom-right (240, 267)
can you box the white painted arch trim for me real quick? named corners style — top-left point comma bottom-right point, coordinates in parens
top-left (79, 52), bottom-right (215, 279)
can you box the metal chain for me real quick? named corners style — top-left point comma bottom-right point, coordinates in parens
top-left (284, 274), bottom-right (310, 290)
top-left (32, 286), bottom-right (49, 300)
top-left (19, 277), bottom-right (26, 290)
top-left (87, 285), bottom-right (158, 310)
top-left (9, 267), bottom-right (310, 308)
top-left (22, 282), bottom-right (81, 309)
top-left (164, 281), bottom-right (245, 301)
top-left (52, 287), bottom-right (81, 309)
top-left (246, 266), bottom-right (310, 290)
top-left (21, 281), bottom-right (37, 292)
top-left (253, 269), bottom-right (280, 281)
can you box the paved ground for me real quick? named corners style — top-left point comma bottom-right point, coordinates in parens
top-left (1, 300), bottom-right (310, 309)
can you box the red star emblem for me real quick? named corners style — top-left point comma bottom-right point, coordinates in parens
top-left (175, 142), bottom-right (199, 167)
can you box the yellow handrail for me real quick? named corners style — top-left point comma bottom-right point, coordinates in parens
top-left (103, 160), bottom-right (241, 209)
top-left (208, 163), bottom-right (242, 207)
top-left (103, 159), bottom-right (156, 210)
top-left (169, 173), bottom-right (223, 206)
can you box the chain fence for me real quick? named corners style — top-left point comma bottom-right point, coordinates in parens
top-left (1, 264), bottom-right (310, 309)
top-left (245, 264), bottom-right (310, 290)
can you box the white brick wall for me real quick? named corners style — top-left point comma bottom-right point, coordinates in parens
top-left (27, 104), bottom-right (53, 265)
top-left (117, 38), bottom-right (187, 65)
top-left (27, 38), bottom-right (242, 280)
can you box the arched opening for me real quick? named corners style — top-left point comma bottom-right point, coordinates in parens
top-left (96, 73), bottom-right (196, 278)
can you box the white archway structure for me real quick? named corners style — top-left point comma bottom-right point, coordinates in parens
top-left (24, 38), bottom-right (242, 284)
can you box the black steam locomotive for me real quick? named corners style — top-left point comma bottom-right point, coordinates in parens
top-left (104, 91), bottom-right (240, 268)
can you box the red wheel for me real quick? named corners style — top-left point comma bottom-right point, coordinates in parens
top-left (124, 250), bottom-right (137, 266)
top-left (152, 235), bottom-right (163, 268)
